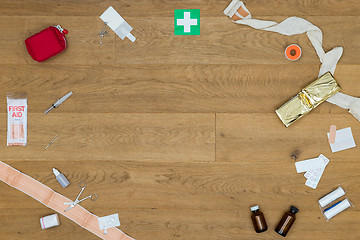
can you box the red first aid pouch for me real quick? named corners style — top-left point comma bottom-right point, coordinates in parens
top-left (25, 25), bottom-right (68, 62)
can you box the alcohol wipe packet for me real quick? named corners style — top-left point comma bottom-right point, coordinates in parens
top-left (7, 93), bottom-right (28, 146)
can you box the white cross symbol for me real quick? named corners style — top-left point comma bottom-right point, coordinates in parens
top-left (177, 12), bottom-right (197, 32)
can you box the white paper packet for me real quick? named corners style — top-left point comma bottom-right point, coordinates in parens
top-left (7, 93), bottom-right (27, 146)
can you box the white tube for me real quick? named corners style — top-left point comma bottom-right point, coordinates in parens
top-left (40, 214), bottom-right (60, 229)
top-left (324, 199), bottom-right (351, 220)
top-left (318, 187), bottom-right (345, 207)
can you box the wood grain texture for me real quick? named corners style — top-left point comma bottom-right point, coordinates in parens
top-left (0, 113), bottom-right (215, 162)
top-left (216, 113), bottom-right (360, 162)
top-left (115, 16), bottom-right (360, 65)
top-left (0, 64), bottom-right (358, 113)
top-left (1, 0), bottom-right (359, 17)
top-left (0, 15), bottom-right (359, 65)
top-left (1, 161), bottom-right (360, 239)
top-left (0, 17), bottom-right (116, 65)
top-left (2, 208), bottom-right (360, 240)
top-left (0, 0), bottom-right (359, 239)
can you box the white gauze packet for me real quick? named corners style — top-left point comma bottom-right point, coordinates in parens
top-left (7, 94), bottom-right (28, 146)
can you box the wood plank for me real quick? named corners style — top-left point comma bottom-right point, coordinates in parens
top-left (0, 1), bottom-right (359, 240)
top-left (115, 16), bottom-right (360, 65)
top-left (1, 161), bottom-right (359, 210)
top-left (1, 208), bottom-right (360, 240)
top-left (0, 64), bottom-right (358, 113)
top-left (0, 0), bottom-right (359, 17)
top-left (0, 161), bottom-right (359, 239)
top-left (0, 113), bottom-right (215, 162)
top-left (216, 113), bottom-right (360, 162)
top-left (0, 16), bottom-right (358, 65)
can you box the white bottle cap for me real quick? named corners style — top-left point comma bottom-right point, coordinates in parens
top-left (250, 205), bottom-right (259, 211)
top-left (127, 33), bottom-right (136, 42)
top-left (52, 168), bottom-right (60, 177)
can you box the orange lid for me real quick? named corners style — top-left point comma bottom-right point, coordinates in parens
top-left (285, 44), bottom-right (301, 61)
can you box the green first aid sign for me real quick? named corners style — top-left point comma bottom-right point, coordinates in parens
top-left (174, 9), bottom-right (200, 35)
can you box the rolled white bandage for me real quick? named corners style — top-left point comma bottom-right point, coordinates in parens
top-left (327, 93), bottom-right (360, 121)
top-left (40, 213), bottom-right (60, 229)
top-left (318, 187), bottom-right (345, 207)
top-left (324, 199), bottom-right (351, 220)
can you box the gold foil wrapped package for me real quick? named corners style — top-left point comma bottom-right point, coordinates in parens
top-left (276, 72), bottom-right (341, 127)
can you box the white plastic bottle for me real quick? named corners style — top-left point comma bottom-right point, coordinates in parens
top-left (53, 168), bottom-right (70, 188)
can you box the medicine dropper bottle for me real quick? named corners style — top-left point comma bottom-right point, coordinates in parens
top-left (250, 205), bottom-right (268, 233)
top-left (275, 206), bottom-right (299, 237)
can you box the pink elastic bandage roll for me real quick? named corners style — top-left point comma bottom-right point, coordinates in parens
top-left (0, 161), bottom-right (134, 240)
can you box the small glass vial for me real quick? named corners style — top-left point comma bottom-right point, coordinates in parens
top-left (275, 206), bottom-right (299, 237)
top-left (250, 205), bottom-right (268, 233)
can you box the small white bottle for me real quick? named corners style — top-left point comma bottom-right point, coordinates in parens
top-left (53, 168), bottom-right (70, 188)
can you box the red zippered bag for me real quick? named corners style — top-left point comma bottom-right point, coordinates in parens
top-left (25, 25), bottom-right (68, 62)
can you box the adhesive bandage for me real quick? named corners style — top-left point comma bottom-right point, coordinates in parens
top-left (7, 94), bottom-right (27, 146)
top-left (224, 0), bottom-right (360, 122)
top-left (40, 214), bottom-right (60, 229)
top-left (328, 125), bottom-right (337, 144)
top-left (100, 6), bottom-right (136, 42)
top-left (0, 161), bottom-right (134, 240)
top-left (327, 127), bottom-right (356, 153)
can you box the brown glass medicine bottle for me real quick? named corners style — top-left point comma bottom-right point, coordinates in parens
top-left (275, 206), bottom-right (299, 237)
top-left (250, 205), bottom-right (268, 233)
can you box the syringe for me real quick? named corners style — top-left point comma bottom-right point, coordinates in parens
top-left (44, 91), bottom-right (73, 114)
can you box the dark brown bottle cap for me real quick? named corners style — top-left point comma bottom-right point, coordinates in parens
top-left (290, 206), bottom-right (299, 214)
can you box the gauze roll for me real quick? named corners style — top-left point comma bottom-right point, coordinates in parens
top-left (326, 93), bottom-right (360, 121)
top-left (40, 214), bottom-right (60, 229)
top-left (324, 199), bottom-right (351, 220)
top-left (318, 187), bottom-right (345, 207)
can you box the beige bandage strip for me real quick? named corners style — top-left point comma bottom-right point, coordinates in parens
top-left (329, 125), bottom-right (337, 144)
top-left (0, 161), bottom-right (134, 240)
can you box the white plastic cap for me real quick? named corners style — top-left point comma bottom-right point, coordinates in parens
top-left (127, 33), bottom-right (136, 42)
top-left (52, 168), bottom-right (60, 177)
top-left (250, 205), bottom-right (259, 211)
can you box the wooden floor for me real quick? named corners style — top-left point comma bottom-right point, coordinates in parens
top-left (0, 0), bottom-right (359, 239)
